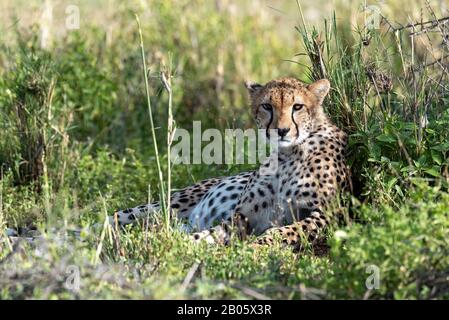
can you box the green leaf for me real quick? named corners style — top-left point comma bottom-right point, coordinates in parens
top-left (387, 177), bottom-right (397, 191)
top-left (431, 150), bottom-right (442, 165)
top-left (394, 185), bottom-right (404, 197)
top-left (424, 167), bottom-right (440, 177)
top-left (376, 134), bottom-right (396, 143)
top-left (430, 142), bottom-right (449, 152)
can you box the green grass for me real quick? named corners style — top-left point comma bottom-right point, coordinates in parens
top-left (0, 0), bottom-right (448, 299)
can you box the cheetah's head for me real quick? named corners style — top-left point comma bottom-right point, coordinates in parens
top-left (245, 77), bottom-right (330, 149)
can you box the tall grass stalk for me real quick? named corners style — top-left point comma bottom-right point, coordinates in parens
top-left (0, 169), bottom-right (11, 252)
top-left (94, 195), bottom-right (111, 266)
top-left (135, 14), bottom-right (167, 213)
top-left (42, 79), bottom-right (56, 220)
top-left (161, 61), bottom-right (175, 230)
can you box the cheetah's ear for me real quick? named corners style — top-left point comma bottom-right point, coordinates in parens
top-left (307, 79), bottom-right (330, 104)
top-left (244, 80), bottom-right (263, 95)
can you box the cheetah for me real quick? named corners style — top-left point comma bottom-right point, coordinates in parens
top-left (108, 77), bottom-right (350, 249)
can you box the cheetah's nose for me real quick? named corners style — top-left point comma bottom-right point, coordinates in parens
top-left (277, 128), bottom-right (290, 137)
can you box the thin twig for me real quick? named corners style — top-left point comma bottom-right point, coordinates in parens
top-left (180, 262), bottom-right (199, 292)
top-left (414, 54), bottom-right (449, 71)
top-left (391, 16), bottom-right (449, 32)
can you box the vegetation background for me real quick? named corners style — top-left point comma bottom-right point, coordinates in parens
top-left (0, 0), bottom-right (448, 299)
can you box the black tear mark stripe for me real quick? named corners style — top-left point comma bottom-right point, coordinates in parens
top-left (266, 109), bottom-right (273, 139)
top-left (291, 106), bottom-right (299, 140)
top-left (266, 96), bottom-right (273, 139)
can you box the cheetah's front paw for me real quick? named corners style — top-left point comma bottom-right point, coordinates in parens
top-left (190, 230), bottom-right (217, 244)
top-left (189, 226), bottom-right (229, 245)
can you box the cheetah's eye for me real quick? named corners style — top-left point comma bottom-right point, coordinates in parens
top-left (293, 103), bottom-right (304, 111)
top-left (261, 103), bottom-right (273, 111)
